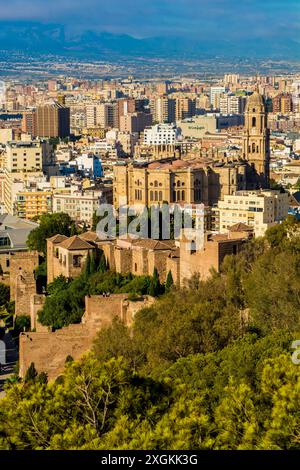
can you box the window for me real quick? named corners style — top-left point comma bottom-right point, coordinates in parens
top-left (0, 237), bottom-right (10, 247)
top-left (252, 116), bottom-right (256, 127)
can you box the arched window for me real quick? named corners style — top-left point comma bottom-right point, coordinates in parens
top-left (150, 191), bottom-right (153, 201)
top-left (173, 191), bottom-right (176, 201)
top-left (252, 143), bottom-right (256, 153)
top-left (177, 181), bottom-right (181, 187)
top-left (182, 190), bottom-right (185, 201)
top-left (154, 180), bottom-right (158, 187)
top-left (155, 191), bottom-right (158, 201)
top-left (252, 116), bottom-right (256, 127)
top-left (159, 191), bottom-right (163, 200)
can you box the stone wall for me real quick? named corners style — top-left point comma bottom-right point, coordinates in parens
top-left (19, 294), bottom-right (154, 381)
top-left (10, 251), bottom-right (39, 301)
top-left (15, 271), bottom-right (37, 317)
top-left (19, 324), bottom-right (93, 380)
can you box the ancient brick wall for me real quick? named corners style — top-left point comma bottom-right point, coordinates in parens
top-left (15, 272), bottom-right (37, 317)
top-left (166, 256), bottom-right (180, 285)
top-left (19, 294), bottom-right (154, 381)
top-left (10, 251), bottom-right (38, 301)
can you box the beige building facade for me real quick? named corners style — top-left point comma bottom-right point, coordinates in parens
top-left (217, 190), bottom-right (289, 237)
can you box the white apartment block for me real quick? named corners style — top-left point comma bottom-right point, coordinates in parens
top-left (53, 189), bottom-right (108, 224)
top-left (210, 86), bottom-right (226, 109)
top-left (144, 124), bottom-right (181, 145)
top-left (217, 190), bottom-right (289, 237)
top-left (219, 94), bottom-right (245, 115)
top-left (5, 141), bottom-right (43, 172)
top-left (87, 140), bottom-right (119, 158)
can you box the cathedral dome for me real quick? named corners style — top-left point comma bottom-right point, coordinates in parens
top-left (246, 91), bottom-right (265, 111)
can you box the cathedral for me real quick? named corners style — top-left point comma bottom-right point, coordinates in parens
top-left (242, 91), bottom-right (270, 189)
top-left (113, 91), bottom-right (270, 208)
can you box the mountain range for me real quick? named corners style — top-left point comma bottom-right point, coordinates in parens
top-left (0, 21), bottom-right (299, 60)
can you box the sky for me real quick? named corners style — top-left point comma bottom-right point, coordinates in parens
top-left (0, 0), bottom-right (299, 42)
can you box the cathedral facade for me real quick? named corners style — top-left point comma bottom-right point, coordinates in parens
top-left (113, 92), bottom-right (270, 208)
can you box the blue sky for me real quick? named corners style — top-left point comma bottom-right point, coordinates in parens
top-left (0, 0), bottom-right (299, 41)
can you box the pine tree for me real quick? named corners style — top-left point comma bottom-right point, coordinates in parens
top-left (149, 267), bottom-right (161, 297)
top-left (24, 362), bottom-right (38, 383)
top-left (165, 270), bottom-right (174, 292)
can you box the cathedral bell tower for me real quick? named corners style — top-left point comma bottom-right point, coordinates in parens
top-left (242, 91), bottom-right (270, 188)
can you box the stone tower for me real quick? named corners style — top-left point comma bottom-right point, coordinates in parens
top-left (242, 91), bottom-right (270, 188)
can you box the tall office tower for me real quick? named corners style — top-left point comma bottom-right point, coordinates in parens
top-left (291, 81), bottom-right (300, 113)
top-left (242, 92), bottom-right (270, 188)
top-left (210, 86), bottom-right (226, 109)
top-left (96, 103), bottom-right (118, 128)
top-left (119, 112), bottom-right (152, 133)
top-left (156, 82), bottom-right (169, 95)
top-left (272, 93), bottom-right (293, 113)
top-left (85, 105), bottom-right (98, 128)
top-left (117, 98), bottom-right (136, 123)
top-left (175, 97), bottom-right (196, 121)
top-left (149, 96), bottom-right (176, 123)
top-left (34, 103), bottom-right (70, 138)
top-left (224, 74), bottom-right (240, 85)
top-left (21, 111), bottom-right (36, 136)
top-left (219, 94), bottom-right (246, 115)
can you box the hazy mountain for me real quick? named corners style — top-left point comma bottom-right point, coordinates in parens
top-left (0, 21), bottom-right (299, 60)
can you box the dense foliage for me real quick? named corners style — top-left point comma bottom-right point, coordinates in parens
top-left (2, 216), bottom-right (300, 449)
top-left (38, 255), bottom-right (164, 329)
top-left (27, 213), bottom-right (77, 256)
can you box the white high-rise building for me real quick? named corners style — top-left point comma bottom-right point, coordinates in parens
top-left (144, 124), bottom-right (181, 145)
top-left (219, 94), bottom-right (246, 115)
top-left (292, 81), bottom-right (300, 113)
top-left (210, 86), bottom-right (226, 109)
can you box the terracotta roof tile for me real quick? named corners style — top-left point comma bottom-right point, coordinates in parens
top-left (57, 235), bottom-right (94, 251)
top-left (47, 234), bottom-right (68, 244)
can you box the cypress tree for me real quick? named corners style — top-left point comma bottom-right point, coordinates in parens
top-left (84, 252), bottom-right (91, 279)
top-left (149, 267), bottom-right (161, 297)
top-left (98, 253), bottom-right (107, 273)
top-left (165, 270), bottom-right (174, 292)
top-left (90, 251), bottom-right (96, 275)
top-left (24, 362), bottom-right (38, 383)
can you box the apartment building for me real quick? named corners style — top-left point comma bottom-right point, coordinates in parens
top-left (216, 190), bottom-right (289, 237)
top-left (15, 190), bottom-right (53, 219)
top-left (52, 187), bottom-right (112, 224)
top-left (144, 124), bottom-right (181, 145)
